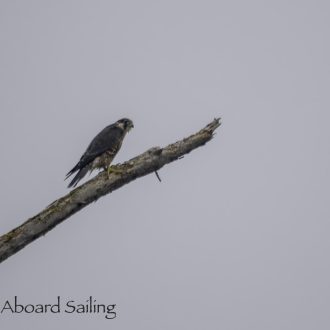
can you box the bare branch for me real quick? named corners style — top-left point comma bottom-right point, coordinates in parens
top-left (0, 118), bottom-right (221, 264)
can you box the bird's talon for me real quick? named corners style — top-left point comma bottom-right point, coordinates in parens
top-left (107, 165), bottom-right (123, 178)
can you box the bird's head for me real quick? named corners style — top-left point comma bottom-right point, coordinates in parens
top-left (117, 118), bottom-right (134, 132)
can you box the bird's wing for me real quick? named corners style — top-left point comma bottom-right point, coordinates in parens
top-left (65, 124), bottom-right (124, 180)
top-left (77, 124), bottom-right (124, 168)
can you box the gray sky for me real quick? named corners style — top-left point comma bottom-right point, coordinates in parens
top-left (0, 0), bottom-right (329, 329)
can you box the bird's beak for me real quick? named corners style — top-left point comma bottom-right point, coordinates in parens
top-left (127, 123), bottom-right (134, 132)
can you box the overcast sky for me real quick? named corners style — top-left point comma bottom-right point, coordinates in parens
top-left (0, 1), bottom-right (329, 329)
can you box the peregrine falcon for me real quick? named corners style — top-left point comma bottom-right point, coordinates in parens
top-left (65, 118), bottom-right (134, 188)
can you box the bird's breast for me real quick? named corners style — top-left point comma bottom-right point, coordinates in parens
top-left (91, 151), bottom-right (116, 170)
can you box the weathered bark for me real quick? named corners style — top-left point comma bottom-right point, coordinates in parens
top-left (0, 118), bottom-right (221, 264)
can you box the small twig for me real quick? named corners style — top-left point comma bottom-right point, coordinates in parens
top-left (154, 171), bottom-right (162, 182)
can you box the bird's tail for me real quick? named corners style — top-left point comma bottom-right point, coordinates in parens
top-left (66, 166), bottom-right (89, 188)
top-left (65, 164), bottom-right (79, 180)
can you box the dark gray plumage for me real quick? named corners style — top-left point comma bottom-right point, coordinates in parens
top-left (65, 118), bottom-right (134, 188)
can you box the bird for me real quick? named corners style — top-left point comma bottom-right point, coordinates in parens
top-left (65, 118), bottom-right (134, 188)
